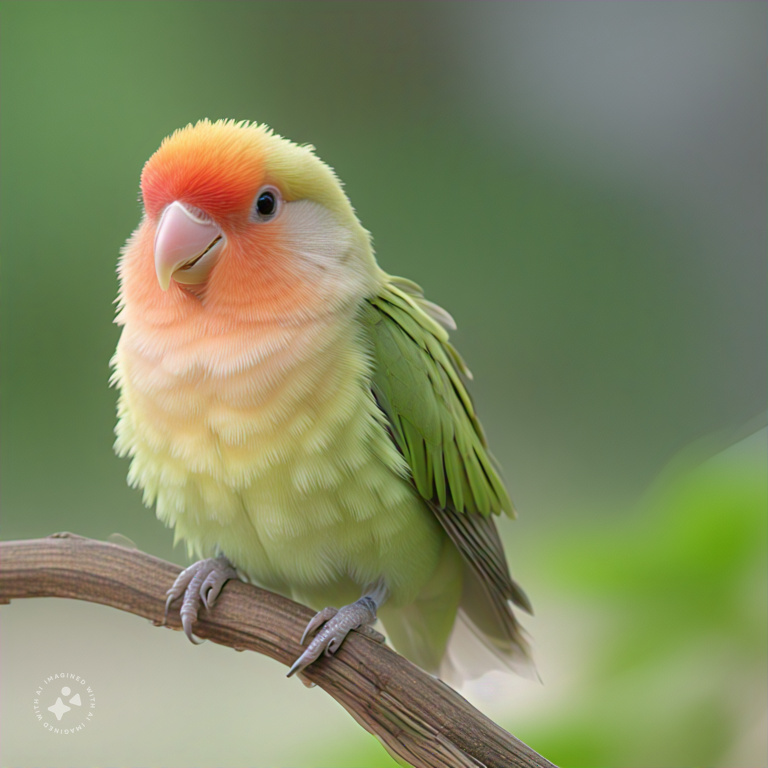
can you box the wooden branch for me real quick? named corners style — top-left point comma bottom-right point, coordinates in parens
top-left (0, 534), bottom-right (555, 768)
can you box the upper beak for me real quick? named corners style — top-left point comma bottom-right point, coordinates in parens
top-left (154, 201), bottom-right (223, 290)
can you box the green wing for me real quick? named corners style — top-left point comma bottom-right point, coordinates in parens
top-left (362, 277), bottom-right (532, 637)
top-left (362, 276), bottom-right (513, 518)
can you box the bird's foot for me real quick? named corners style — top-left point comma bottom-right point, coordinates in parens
top-left (287, 597), bottom-right (385, 677)
top-left (164, 556), bottom-right (237, 643)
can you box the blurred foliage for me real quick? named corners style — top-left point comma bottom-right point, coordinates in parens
top-left (522, 428), bottom-right (767, 767)
top-left (1, 2), bottom-right (765, 767)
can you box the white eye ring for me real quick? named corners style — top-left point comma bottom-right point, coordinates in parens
top-left (252, 185), bottom-right (282, 222)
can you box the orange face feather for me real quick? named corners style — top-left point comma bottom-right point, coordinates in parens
top-left (141, 120), bottom-right (269, 226)
top-left (117, 120), bottom-right (372, 336)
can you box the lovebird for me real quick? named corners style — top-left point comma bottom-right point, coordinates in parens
top-left (112, 119), bottom-right (533, 681)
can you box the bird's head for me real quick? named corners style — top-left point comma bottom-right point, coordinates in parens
top-left (120, 119), bottom-right (377, 323)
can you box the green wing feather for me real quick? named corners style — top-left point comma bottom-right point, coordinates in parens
top-left (362, 277), bottom-right (514, 519)
top-left (363, 278), bottom-right (534, 671)
top-left (363, 277), bottom-right (532, 671)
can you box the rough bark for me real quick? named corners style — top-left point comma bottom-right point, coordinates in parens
top-left (0, 534), bottom-right (555, 768)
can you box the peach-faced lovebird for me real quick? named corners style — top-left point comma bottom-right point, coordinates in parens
top-left (112, 119), bottom-right (532, 681)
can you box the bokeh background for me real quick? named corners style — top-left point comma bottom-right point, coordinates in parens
top-left (1, 3), bottom-right (765, 766)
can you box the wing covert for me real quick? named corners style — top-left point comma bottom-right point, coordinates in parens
top-left (362, 277), bottom-right (513, 518)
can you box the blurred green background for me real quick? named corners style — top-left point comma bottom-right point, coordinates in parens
top-left (1, 2), bottom-right (765, 766)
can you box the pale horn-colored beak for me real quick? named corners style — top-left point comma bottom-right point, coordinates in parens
top-left (154, 201), bottom-right (223, 290)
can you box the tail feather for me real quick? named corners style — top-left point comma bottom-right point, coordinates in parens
top-left (440, 563), bottom-right (537, 686)
top-left (380, 560), bottom-right (536, 686)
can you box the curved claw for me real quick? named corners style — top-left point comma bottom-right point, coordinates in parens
top-left (164, 556), bottom-right (237, 644)
top-left (181, 600), bottom-right (203, 644)
top-left (200, 567), bottom-right (230, 610)
top-left (287, 643), bottom-right (326, 677)
top-left (287, 597), bottom-right (382, 678)
top-left (180, 568), bottom-right (207, 643)
top-left (164, 563), bottom-right (198, 622)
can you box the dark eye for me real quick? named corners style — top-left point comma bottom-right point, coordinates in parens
top-left (253, 186), bottom-right (280, 221)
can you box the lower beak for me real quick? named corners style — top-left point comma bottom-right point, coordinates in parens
top-left (154, 201), bottom-right (223, 290)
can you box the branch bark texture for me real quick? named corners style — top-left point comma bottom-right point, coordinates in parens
top-left (0, 535), bottom-right (555, 768)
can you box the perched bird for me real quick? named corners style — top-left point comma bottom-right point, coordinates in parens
top-left (112, 119), bottom-right (532, 681)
